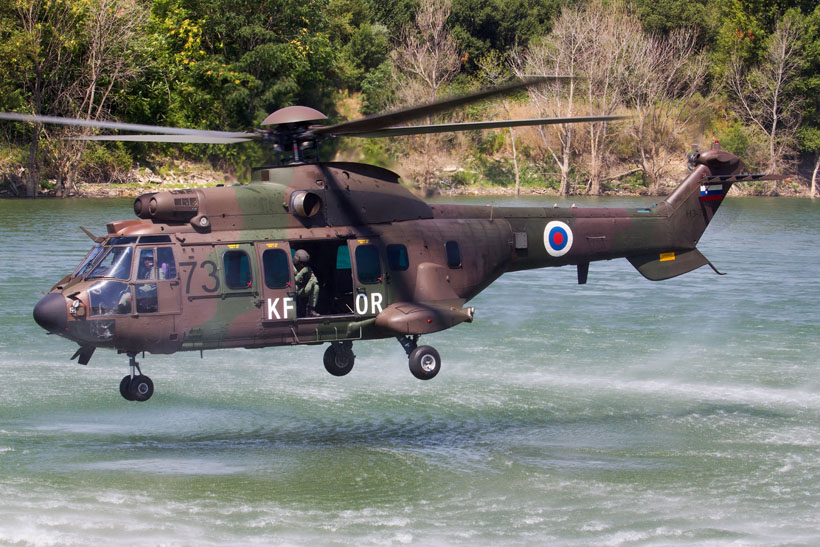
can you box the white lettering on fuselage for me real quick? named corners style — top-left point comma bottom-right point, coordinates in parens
top-left (266, 297), bottom-right (295, 320)
top-left (355, 292), bottom-right (384, 315)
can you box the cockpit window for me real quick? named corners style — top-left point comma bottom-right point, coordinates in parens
top-left (136, 246), bottom-right (177, 280)
top-left (139, 235), bottom-right (171, 244)
top-left (107, 236), bottom-right (138, 245)
top-left (88, 280), bottom-right (131, 316)
top-left (136, 248), bottom-right (156, 280)
top-left (88, 246), bottom-right (134, 280)
top-left (156, 247), bottom-right (177, 279)
top-left (74, 245), bottom-right (105, 278)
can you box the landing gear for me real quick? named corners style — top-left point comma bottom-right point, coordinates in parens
top-left (324, 341), bottom-right (355, 376)
top-left (119, 375), bottom-right (134, 401)
top-left (120, 353), bottom-right (154, 402)
top-left (397, 335), bottom-right (441, 380)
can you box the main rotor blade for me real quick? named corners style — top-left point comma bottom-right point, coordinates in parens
top-left (0, 112), bottom-right (254, 139)
top-left (345, 115), bottom-right (630, 138)
top-left (69, 134), bottom-right (256, 144)
top-left (312, 76), bottom-right (567, 137)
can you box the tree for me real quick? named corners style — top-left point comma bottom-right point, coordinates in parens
top-left (797, 6), bottom-right (820, 197)
top-left (575, 0), bottom-right (633, 195)
top-left (7, 0), bottom-right (147, 197)
top-left (55, 0), bottom-right (147, 196)
top-left (392, 0), bottom-right (461, 103)
top-left (729, 10), bottom-right (805, 181)
top-left (450, 0), bottom-right (558, 74)
top-left (623, 27), bottom-right (709, 194)
top-left (513, 4), bottom-right (584, 196)
top-left (631, 0), bottom-right (714, 38)
top-left (392, 0), bottom-right (462, 188)
top-left (10, 0), bottom-right (83, 197)
top-left (476, 51), bottom-right (522, 195)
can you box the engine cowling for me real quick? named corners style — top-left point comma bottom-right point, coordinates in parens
top-left (134, 190), bottom-right (200, 222)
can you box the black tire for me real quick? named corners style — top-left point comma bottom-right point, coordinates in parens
top-left (408, 345), bottom-right (441, 380)
top-left (119, 375), bottom-right (135, 401)
top-left (323, 344), bottom-right (355, 376)
top-left (128, 374), bottom-right (154, 402)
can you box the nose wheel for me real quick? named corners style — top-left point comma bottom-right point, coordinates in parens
top-left (120, 354), bottom-right (154, 402)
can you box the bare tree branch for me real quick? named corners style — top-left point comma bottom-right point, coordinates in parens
top-left (728, 12), bottom-right (805, 177)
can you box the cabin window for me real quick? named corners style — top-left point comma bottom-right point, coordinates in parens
top-left (88, 246), bottom-right (134, 280)
top-left (355, 244), bottom-right (381, 284)
top-left (336, 245), bottom-right (351, 269)
top-left (262, 249), bottom-right (290, 289)
top-left (445, 241), bottom-right (462, 269)
top-left (223, 250), bottom-right (253, 290)
top-left (387, 244), bottom-right (409, 271)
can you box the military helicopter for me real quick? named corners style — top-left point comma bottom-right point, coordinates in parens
top-left (3, 77), bottom-right (779, 402)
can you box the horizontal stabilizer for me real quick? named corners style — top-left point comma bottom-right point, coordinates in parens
top-left (627, 249), bottom-right (711, 281)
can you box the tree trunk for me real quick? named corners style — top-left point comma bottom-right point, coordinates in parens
top-left (509, 127), bottom-right (520, 196)
top-left (812, 154), bottom-right (819, 198)
top-left (26, 127), bottom-right (40, 198)
top-left (589, 124), bottom-right (600, 195)
top-left (559, 152), bottom-right (570, 195)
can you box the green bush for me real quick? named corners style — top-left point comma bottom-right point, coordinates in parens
top-left (78, 142), bottom-right (134, 183)
top-left (448, 169), bottom-right (479, 186)
top-left (476, 131), bottom-right (506, 155)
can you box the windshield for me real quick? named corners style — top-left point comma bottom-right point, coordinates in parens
top-left (74, 245), bottom-right (105, 278)
top-left (87, 246), bottom-right (134, 280)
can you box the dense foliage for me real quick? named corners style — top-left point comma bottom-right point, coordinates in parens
top-left (1, 0), bottom-right (819, 196)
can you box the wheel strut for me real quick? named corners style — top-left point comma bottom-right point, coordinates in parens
top-left (396, 335), bottom-right (419, 356)
top-left (128, 353), bottom-right (142, 379)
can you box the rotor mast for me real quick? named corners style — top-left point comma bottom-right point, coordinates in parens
top-left (260, 106), bottom-right (327, 165)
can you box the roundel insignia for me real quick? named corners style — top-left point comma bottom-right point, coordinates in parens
top-left (544, 221), bottom-right (573, 257)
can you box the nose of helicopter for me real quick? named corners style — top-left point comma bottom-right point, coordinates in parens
top-left (33, 292), bottom-right (68, 334)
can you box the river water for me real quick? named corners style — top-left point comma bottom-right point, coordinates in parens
top-left (0, 195), bottom-right (818, 546)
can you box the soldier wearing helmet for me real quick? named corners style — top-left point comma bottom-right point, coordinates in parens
top-left (293, 249), bottom-right (320, 317)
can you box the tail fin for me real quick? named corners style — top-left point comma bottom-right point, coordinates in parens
top-left (627, 142), bottom-right (781, 281)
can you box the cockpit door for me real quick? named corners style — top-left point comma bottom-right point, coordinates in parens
top-left (255, 241), bottom-right (296, 323)
top-left (132, 245), bottom-right (181, 315)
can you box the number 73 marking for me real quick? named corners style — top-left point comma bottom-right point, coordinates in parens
top-left (179, 261), bottom-right (220, 293)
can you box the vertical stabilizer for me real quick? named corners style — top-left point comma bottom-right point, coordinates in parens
top-left (627, 142), bottom-right (779, 280)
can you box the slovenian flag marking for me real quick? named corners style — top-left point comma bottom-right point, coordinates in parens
top-left (700, 184), bottom-right (725, 202)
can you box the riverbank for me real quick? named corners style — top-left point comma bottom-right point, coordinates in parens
top-left (1, 167), bottom-right (814, 199)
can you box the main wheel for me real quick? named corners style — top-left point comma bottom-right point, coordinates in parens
top-left (119, 375), bottom-right (135, 401)
top-left (128, 374), bottom-right (154, 402)
top-left (323, 344), bottom-right (355, 376)
top-left (408, 345), bottom-right (441, 380)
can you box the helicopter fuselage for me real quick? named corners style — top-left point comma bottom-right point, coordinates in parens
top-left (33, 148), bottom-right (744, 396)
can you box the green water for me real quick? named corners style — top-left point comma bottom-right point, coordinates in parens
top-left (1, 196), bottom-right (819, 545)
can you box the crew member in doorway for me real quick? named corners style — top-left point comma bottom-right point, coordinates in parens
top-left (293, 249), bottom-right (320, 317)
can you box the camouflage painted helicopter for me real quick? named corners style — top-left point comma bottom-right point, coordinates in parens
top-left (4, 78), bottom-right (778, 402)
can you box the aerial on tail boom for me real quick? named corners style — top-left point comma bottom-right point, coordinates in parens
top-left (4, 79), bottom-right (779, 402)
